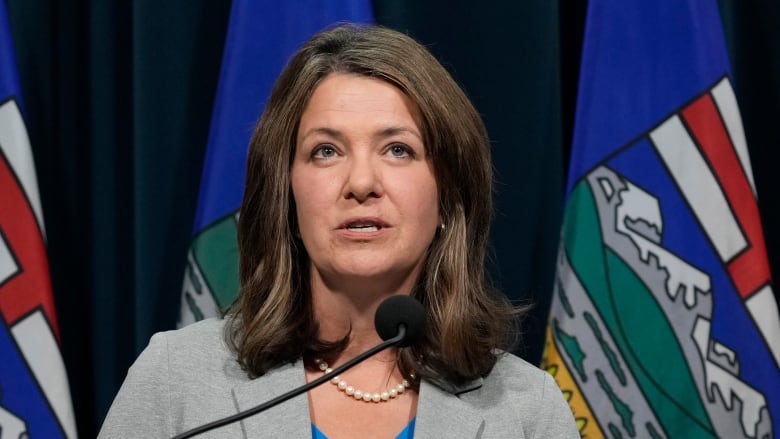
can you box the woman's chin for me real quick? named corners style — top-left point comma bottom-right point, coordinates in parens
top-left (317, 260), bottom-right (419, 289)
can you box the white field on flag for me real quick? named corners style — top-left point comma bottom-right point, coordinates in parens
top-left (747, 285), bottom-right (780, 365)
top-left (711, 79), bottom-right (756, 194)
top-left (649, 114), bottom-right (748, 262)
top-left (0, 232), bottom-right (17, 282)
top-left (11, 311), bottom-right (78, 439)
top-left (0, 100), bottom-right (46, 235)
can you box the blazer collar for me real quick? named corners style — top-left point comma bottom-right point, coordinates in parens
top-left (231, 361), bottom-right (486, 439)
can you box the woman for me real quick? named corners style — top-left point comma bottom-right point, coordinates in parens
top-left (99, 24), bottom-right (578, 438)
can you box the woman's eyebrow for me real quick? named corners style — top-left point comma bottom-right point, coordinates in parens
top-left (298, 126), bottom-right (345, 143)
top-left (374, 126), bottom-right (422, 141)
top-left (300, 126), bottom-right (422, 143)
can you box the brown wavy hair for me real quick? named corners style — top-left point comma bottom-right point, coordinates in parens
top-left (227, 24), bottom-right (520, 385)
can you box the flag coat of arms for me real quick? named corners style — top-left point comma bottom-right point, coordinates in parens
top-left (543, 1), bottom-right (780, 438)
top-left (0, 1), bottom-right (78, 437)
top-left (179, 1), bottom-right (374, 325)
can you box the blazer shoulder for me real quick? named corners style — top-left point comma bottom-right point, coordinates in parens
top-left (472, 352), bottom-right (580, 438)
top-left (156, 317), bottom-right (247, 384)
top-left (488, 352), bottom-right (550, 388)
top-left (99, 318), bottom-right (250, 438)
top-left (161, 316), bottom-right (226, 343)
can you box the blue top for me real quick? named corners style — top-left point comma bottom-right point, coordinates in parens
top-left (312, 417), bottom-right (416, 439)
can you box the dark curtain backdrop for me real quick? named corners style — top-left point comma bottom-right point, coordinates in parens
top-left (6, 1), bottom-right (779, 437)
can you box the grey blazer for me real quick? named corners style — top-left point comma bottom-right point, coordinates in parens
top-left (98, 318), bottom-right (578, 438)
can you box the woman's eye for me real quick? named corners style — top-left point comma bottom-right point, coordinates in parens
top-left (388, 143), bottom-right (414, 158)
top-left (312, 145), bottom-right (337, 159)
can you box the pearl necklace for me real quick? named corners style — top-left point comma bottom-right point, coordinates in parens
top-left (314, 358), bottom-right (413, 403)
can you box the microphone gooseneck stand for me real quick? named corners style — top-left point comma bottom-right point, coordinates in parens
top-left (171, 325), bottom-right (409, 439)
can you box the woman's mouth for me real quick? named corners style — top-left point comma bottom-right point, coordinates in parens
top-left (347, 223), bottom-right (381, 232)
top-left (340, 218), bottom-right (389, 233)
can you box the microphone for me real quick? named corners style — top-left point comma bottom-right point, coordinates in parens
top-left (172, 294), bottom-right (426, 439)
top-left (374, 294), bottom-right (426, 346)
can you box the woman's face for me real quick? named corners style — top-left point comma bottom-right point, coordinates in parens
top-left (291, 73), bottom-right (440, 294)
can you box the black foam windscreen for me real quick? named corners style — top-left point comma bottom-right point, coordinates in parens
top-left (374, 295), bottom-right (426, 347)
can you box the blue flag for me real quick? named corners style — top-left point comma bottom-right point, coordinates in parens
top-left (543, 1), bottom-right (780, 437)
top-left (0, 2), bottom-right (77, 437)
top-left (179, 1), bottom-right (374, 325)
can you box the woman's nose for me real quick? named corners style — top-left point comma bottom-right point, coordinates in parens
top-left (344, 155), bottom-right (383, 202)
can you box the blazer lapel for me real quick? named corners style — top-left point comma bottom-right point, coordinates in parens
top-left (231, 361), bottom-right (312, 438)
top-left (414, 379), bottom-right (485, 439)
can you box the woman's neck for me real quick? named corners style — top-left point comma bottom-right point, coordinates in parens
top-left (309, 269), bottom-right (414, 360)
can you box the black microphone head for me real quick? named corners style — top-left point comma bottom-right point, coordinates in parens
top-left (374, 295), bottom-right (426, 347)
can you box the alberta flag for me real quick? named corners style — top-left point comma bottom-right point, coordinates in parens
top-left (542, 1), bottom-right (780, 438)
top-left (0, 2), bottom-right (78, 438)
top-left (179, 1), bottom-right (374, 325)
